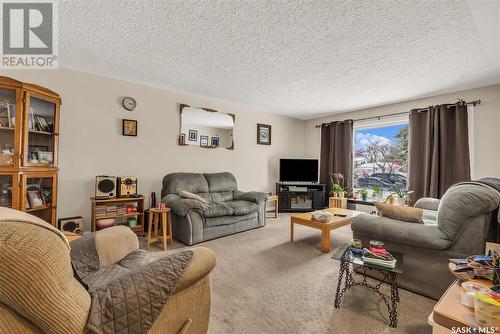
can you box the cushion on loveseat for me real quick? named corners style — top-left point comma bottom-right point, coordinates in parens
top-left (204, 172), bottom-right (237, 192)
top-left (161, 173), bottom-right (210, 198)
top-left (203, 202), bottom-right (234, 218)
top-left (225, 200), bottom-right (259, 216)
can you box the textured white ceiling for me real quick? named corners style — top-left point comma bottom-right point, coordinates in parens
top-left (59, 0), bottom-right (500, 119)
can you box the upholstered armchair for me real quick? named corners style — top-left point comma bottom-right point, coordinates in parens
top-left (0, 207), bottom-right (215, 334)
top-left (351, 182), bottom-right (500, 299)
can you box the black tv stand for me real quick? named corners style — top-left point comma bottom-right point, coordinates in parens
top-left (276, 182), bottom-right (326, 212)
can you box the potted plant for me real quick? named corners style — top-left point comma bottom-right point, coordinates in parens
top-left (371, 185), bottom-right (382, 200)
top-left (331, 183), bottom-right (344, 197)
top-left (389, 184), bottom-right (414, 205)
top-left (386, 194), bottom-right (396, 205)
top-left (356, 188), bottom-right (368, 202)
top-left (330, 172), bottom-right (346, 199)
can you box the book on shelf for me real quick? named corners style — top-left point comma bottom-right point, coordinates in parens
top-left (95, 204), bottom-right (139, 219)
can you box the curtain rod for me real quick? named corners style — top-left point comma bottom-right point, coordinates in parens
top-left (314, 99), bottom-right (481, 128)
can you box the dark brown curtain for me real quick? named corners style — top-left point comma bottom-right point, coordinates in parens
top-left (319, 121), bottom-right (353, 205)
top-left (408, 103), bottom-right (471, 202)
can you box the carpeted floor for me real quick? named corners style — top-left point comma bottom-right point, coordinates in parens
top-left (141, 213), bottom-right (435, 334)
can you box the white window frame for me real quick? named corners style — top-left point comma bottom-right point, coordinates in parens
top-left (353, 114), bottom-right (409, 131)
top-left (352, 114), bottom-right (410, 197)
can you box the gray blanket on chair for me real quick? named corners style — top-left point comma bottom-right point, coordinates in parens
top-left (478, 177), bottom-right (500, 243)
top-left (70, 234), bottom-right (193, 334)
top-left (455, 178), bottom-right (500, 243)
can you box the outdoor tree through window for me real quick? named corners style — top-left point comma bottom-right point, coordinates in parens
top-left (353, 123), bottom-right (409, 200)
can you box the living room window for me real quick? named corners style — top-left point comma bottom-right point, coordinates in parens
top-left (353, 117), bottom-right (409, 200)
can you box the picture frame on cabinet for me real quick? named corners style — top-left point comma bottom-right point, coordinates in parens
top-left (34, 115), bottom-right (50, 132)
top-left (0, 102), bottom-right (11, 127)
top-left (37, 151), bottom-right (53, 164)
top-left (27, 190), bottom-right (45, 208)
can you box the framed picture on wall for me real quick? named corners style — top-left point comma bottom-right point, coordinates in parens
top-left (257, 124), bottom-right (271, 145)
top-left (188, 130), bottom-right (198, 141)
top-left (122, 119), bottom-right (138, 136)
top-left (211, 137), bottom-right (219, 148)
top-left (200, 135), bottom-right (209, 147)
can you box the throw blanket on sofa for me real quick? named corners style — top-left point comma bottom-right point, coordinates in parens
top-left (70, 235), bottom-right (193, 334)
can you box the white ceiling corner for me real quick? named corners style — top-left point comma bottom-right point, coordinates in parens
top-left (59, 0), bottom-right (500, 120)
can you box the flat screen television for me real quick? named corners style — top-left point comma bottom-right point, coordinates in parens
top-left (279, 159), bottom-right (319, 183)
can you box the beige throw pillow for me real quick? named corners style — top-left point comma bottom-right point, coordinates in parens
top-left (180, 191), bottom-right (208, 204)
top-left (374, 201), bottom-right (424, 224)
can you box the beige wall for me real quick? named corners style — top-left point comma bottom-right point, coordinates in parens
top-left (3, 68), bottom-right (304, 228)
top-left (303, 84), bottom-right (500, 179)
top-left (4, 67), bottom-right (499, 228)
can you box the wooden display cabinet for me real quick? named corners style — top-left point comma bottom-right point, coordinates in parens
top-left (0, 172), bottom-right (19, 209)
top-left (20, 172), bottom-right (58, 226)
top-left (0, 76), bottom-right (61, 226)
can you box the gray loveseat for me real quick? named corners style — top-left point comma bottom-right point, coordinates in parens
top-left (162, 172), bottom-right (266, 245)
top-left (351, 182), bottom-right (500, 299)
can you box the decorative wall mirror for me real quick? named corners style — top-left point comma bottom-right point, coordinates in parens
top-left (178, 104), bottom-right (235, 150)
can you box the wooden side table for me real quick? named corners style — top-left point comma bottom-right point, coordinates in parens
top-left (147, 208), bottom-right (173, 251)
top-left (428, 278), bottom-right (493, 333)
top-left (266, 195), bottom-right (278, 219)
top-left (63, 231), bottom-right (81, 242)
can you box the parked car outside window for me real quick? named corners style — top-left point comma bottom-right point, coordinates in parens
top-left (371, 173), bottom-right (407, 188)
top-left (356, 177), bottom-right (395, 190)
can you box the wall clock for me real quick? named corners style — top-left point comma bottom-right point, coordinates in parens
top-left (122, 97), bottom-right (137, 111)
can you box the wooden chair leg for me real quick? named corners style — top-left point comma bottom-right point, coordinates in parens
top-left (168, 211), bottom-right (173, 244)
top-left (161, 211), bottom-right (167, 251)
top-left (154, 214), bottom-right (159, 241)
top-left (147, 212), bottom-right (153, 251)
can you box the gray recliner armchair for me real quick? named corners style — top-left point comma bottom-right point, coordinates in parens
top-left (351, 182), bottom-right (500, 299)
top-left (162, 172), bottom-right (266, 245)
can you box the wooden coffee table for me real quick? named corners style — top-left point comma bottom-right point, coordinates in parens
top-left (290, 208), bottom-right (360, 253)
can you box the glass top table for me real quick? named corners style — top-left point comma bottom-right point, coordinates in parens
top-left (332, 244), bottom-right (404, 274)
top-left (332, 244), bottom-right (404, 328)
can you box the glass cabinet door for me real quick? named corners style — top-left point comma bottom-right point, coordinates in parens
top-left (0, 173), bottom-right (18, 209)
top-left (22, 173), bottom-right (57, 225)
top-left (24, 93), bottom-right (59, 167)
top-left (0, 88), bottom-right (18, 167)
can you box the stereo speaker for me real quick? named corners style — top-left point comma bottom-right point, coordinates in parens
top-left (95, 176), bottom-right (116, 199)
top-left (58, 216), bottom-right (84, 234)
top-left (117, 176), bottom-right (137, 197)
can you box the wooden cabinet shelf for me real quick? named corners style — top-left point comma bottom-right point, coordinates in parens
top-left (0, 76), bottom-right (61, 226)
top-left (26, 204), bottom-right (52, 212)
top-left (95, 212), bottom-right (143, 220)
top-left (28, 130), bottom-right (55, 136)
top-left (91, 196), bottom-right (145, 234)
